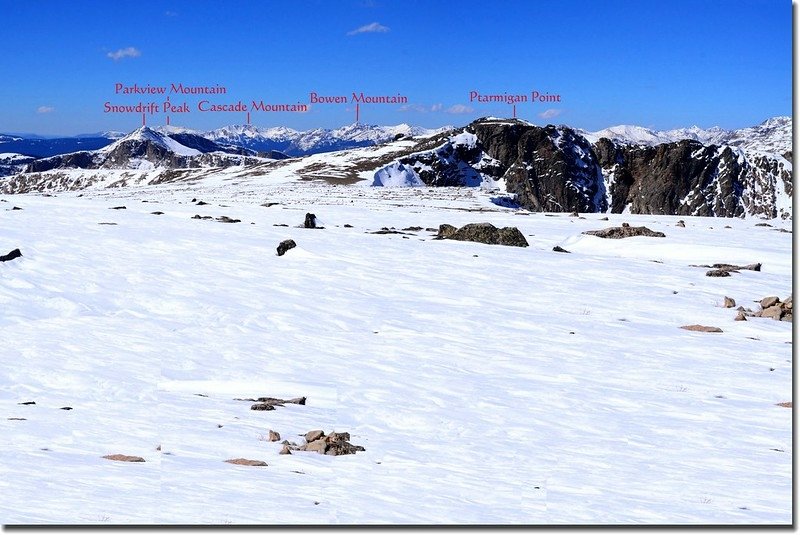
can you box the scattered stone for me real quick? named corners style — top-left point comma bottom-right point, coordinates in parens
top-left (18, 401), bottom-right (35, 405)
top-left (103, 454), bottom-right (145, 462)
top-left (109, 206), bottom-right (126, 210)
top-left (261, 202), bottom-right (280, 207)
top-left (304, 213), bottom-right (317, 228)
top-left (276, 239), bottom-right (297, 256)
top-left (760, 296), bottom-right (780, 309)
top-left (402, 226), bottom-right (423, 231)
top-left (437, 222), bottom-right (529, 247)
top-left (273, 223), bottom-right (289, 227)
top-left (776, 402), bottom-right (792, 408)
top-left (268, 430), bottom-right (281, 442)
top-left (570, 211), bottom-right (579, 217)
top-left (156, 445), bottom-right (161, 451)
top-left (324, 432), bottom-right (366, 456)
top-left (151, 211), bottom-right (164, 215)
top-left (216, 216), bottom-right (241, 223)
top-left (706, 269), bottom-right (731, 277)
top-left (370, 228), bottom-right (412, 235)
top-left (59, 407), bottom-right (73, 410)
top-left (11, 206), bottom-right (22, 210)
top-left (194, 393), bottom-right (208, 397)
top-left (217, 424), bottom-right (224, 428)
top-left (723, 296), bottom-right (736, 308)
top-left (279, 445), bottom-right (292, 455)
top-left (552, 246), bottom-right (571, 253)
top-left (304, 438), bottom-right (328, 454)
top-left (760, 305), bottom-right (783, 320)
top-left (98, 222), bottom-right (117, 225)
top-left (196, 201), bottom-right (209, 206)
top-left (191, 214), bottom-right (213, 220)
top-left (250, 403), bottom-right (276, 411)
top-left (257, 396), bottom-right (306, 405)
top-left (755, 222), bottom-right (773, 227)
top-left (0, 249), bottom-right (22, 262)
top-left (599, 217), bottom-right (609, 221)
top-left (8, 417), bottom-right (26, 421)
top-left (734, 311), bottom-right (747, 321)
top-left (425, 227), bottom-right (438, 232)
top-left (225, 458), bottom-right (267, 466)
top-left (676, 220), bottom-right (686, 227)
top-left (583, 223), bottom-right (665, 239)
top-left (724, 225), bottom-right (732, 229)
top-left (774, 228), bottom-right (792, 233)
top-left (305, 430), bottom-right (325, 442)
top-left (680, 324), bottom-right (723, 333)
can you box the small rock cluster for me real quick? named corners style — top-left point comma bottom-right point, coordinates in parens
top-left (239, 396), bottom-right (306, 411)
top-left (735, 296), bottom-right (792, 322)
top-left (437, 222), bottom-right (529, 247)
top-left (696, 262), bottom-right (762, 277)
top-left (279, 430), bottom-right (365, 456)
top-left (582, 222), bottom-right (666, 239)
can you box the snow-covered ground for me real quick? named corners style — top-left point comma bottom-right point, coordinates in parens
top-left (0, 178), bottom-right (792, 524)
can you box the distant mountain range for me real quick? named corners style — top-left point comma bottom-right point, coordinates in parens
top-left (1, 117), bottom-right (791, 219)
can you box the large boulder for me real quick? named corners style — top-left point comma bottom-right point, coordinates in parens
top-left (437, 222), bottom-right (529, 247)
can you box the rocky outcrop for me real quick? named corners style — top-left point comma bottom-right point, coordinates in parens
top-left (437, 222), bottom-right (529, 247)
top-left (582, 223), bottom-right (665, 239)
top-left (380, 117), bottom-right (791, 219)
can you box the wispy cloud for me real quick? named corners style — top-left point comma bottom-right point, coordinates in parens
top-left (399, 104), bottom-right (428, 113)
top-left (539, 109), bottom-right (562, 119)
top-left (430, 103), bottom-right (443, 112)
top-left (347, 22), bottom-right (389, 35)
top-left (36, 106), bottom-right (55, 114)
top-left (445, 104), bottom-right (474, 114)
top-left (107, 47), bottom-right (141, 61)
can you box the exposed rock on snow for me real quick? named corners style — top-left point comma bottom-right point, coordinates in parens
top-left (680, 325), bottom-right (723, 333)
top-left (276, 239), bottom-right (297, 256)
top-left (282, 430), bottom-right (366, 456)
top-left (224, 458), bottom-right (267, 466)
top-left (304, 213), bottom-right (318, 229)
top-left (0, 248), bottom-right (22, 262)
top-left (437, 222), bottom-right (529, 247)
top-left (582, 223), bottom-right (665, 239)
top-left (103, 454), bottom-right (145, 462)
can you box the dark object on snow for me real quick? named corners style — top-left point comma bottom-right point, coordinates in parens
top-left (0, 249), bottom-right (22, 262)
top-left (196, 200), bottom-right (209, 206)
top-left (251, 403), bottom-right (277, 411)
top-left (304, 213), bottom-right (317, 228)
top-left (216, 216), bottom-right (241, 223)
top-left (552, 246), bottom-right (571, 253)
top-left (60, 407), bottom-right (73, 410)
top-left (437, 222), bottom-right (529, 247)
top-left (151, 211), bottom-right (164, 215)
top-left (706, 269), bottom-right (731, 277)
top-left (109, 206), bottom-right (126, 210)
top-left (695, 262), bottom-right (761, 277)
top-left (191, 214), bottom-right (213, 220)
top-left (582, 222), bottom-right (665, 239)
top-left (277, 239), bottom-right (297, 256)
top-left (11, 206), bottom-right (22, 210)
top-left (18, 401), bottom-right (35, 405)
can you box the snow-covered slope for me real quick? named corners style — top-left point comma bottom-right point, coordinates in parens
top-left (0, 181), bottom-right (791, 524)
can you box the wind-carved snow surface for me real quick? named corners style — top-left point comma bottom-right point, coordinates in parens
top-left (0, 179), bottom-right (791, 525)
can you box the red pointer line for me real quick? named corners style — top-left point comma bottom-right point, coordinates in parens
top-left (356, 103), bottom-right (360, 124)
top-left (142, 113), bottom-right (146, 126)
top-left (513, 104), bottom-right (516, 119)
top-left (167, 115), bottom-right (171, 126)
top-left (247, 112), bottom-right (250, 125)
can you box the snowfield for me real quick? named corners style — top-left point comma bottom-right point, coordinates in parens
top-left (0, 178), bottom-right (792, 524)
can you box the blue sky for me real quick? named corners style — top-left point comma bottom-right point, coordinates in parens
top-left (0, 0), bottom-right (791, 135)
